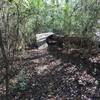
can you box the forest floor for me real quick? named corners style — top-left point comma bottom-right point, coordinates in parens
top-left (0, 46), bottom-right (100, 100)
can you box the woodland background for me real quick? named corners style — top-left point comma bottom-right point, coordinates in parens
top-left (0, 0), bottom-right (100, 100)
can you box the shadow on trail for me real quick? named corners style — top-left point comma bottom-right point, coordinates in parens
top-left (26, 46), bottom-right (99, 100)
top-left (46, 46), bottom-right (100, 99)
top-left (48, 46), bottom-right (100, 77)
top-left (47, 46), bottom-right (89, 70)
top-left (3, 47), bottom-right (100, 100)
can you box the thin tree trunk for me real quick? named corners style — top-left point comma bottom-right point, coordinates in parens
top-left (16, 3), bottom-right (19, 39)
top-left (12, 3), bottom-right (20, 60)
top-left (0, 29), bottom-right (9, 100)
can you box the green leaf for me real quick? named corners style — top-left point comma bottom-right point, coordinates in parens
top-left (8, 0), bottom-right (13, 2)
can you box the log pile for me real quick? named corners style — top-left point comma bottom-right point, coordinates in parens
top-left (46, 34), bottom-right (95, 49)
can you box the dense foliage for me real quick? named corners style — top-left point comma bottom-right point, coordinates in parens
top-left (1, 0), bottom-right (100, 50)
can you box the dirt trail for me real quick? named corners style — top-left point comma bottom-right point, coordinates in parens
top-left (0, 47), bottom-right (100, 100)
top-left (11, 48), bottom-right (100, 100)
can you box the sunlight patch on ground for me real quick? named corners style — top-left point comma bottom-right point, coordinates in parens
top-left (35, 65), bottom-right (49, 75)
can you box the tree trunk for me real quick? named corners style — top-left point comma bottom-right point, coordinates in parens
top-left (0, 29), bottom-right (9, 100)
